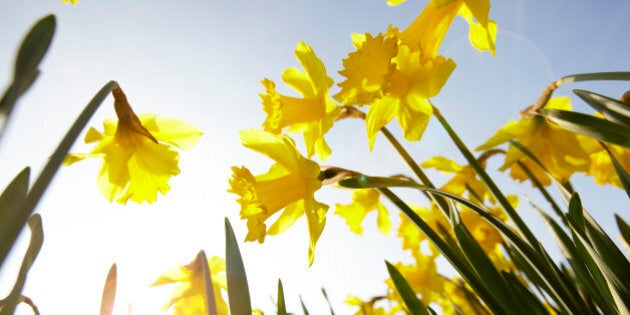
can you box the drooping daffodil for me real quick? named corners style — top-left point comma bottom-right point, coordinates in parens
top-left (228, 129), bottom-right (328, 265)
top-left (335, 188), bottom-right (391, 235)
top-left (64, 86), bottom-right (203, 204)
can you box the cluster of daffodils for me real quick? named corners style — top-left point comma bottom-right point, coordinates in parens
top-left (57, 0), bottom-right (630, 314)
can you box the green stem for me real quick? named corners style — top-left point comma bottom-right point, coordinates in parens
top-left (431, 105), bottom-right (540, 247)
top-left (380, 127), bottom-right (452, 216)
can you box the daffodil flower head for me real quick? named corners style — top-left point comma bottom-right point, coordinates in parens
top-left (335, 33), bottom-right (398, 106)
top-left (228, 129), bottom-right (328, 265)
top-left (391, 0), bottom-right (497, 61)
top-left (60, 0), bottom-right (78, 4)
top-left (477, 97), bottom-right (591, 186)
top-left (334, 188), bottom-right (391, 235)
top-left (260, 41), bottom-right (342, 161)
top-left (365, 44), bottom-right (456, 149)
top-left (152, 254), bottom-right (228, 315)
top-left (64, 86), bottom-right (203, 204)
top-left (587, 143), bottom-right (630, 187)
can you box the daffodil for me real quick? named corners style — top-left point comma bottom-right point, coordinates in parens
top-left (152, 254), bottom-right (228, 315)
top-left (65, 87), bottom-right (202, 204)
top-left (476, 97), bottom-right (591, 186)
top-left (60, 0), bottom-right (78, 4)
top-left (587, 143), bottom-right (630, 187)
top-left (345, 295), bottom-right (390, 315)
top-left (228, 129), bottom-right (328, 265)
top-left (365, 44), bottom-right (456, 149)
top-left (335, 33), bottom-right (398, 106)
top-left (390, 0), bottom-right (497, 60)
top-left (260, 41), bottom-right (342, 161)
top-left (421, 156), bottom-right (490, 202)
top-left (335, 189), bottom-right (391, 235)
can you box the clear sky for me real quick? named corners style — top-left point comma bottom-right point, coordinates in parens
top-left (0, 0), bottom-right (629, 314)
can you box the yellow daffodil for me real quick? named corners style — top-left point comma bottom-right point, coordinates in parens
top-left (260, 41), bottom-right (342, 161)
top-left (439, 278), bottom-right (488, 315)
top-left (365, 44), bottom-right (456, 149)
top-left (152, 254), bottom-right (228, 315)
top-left (421, 156), bottom-right (490, 202)
top-left (65, 87), bottom-right (202, 204)
top-left (390, 0), bottom-right (497, 60)
top-left (228, 129), bottom-right (328, 265)
top-left (335, 33), bottom-right (398, 106)
top-left (387, 0), bottom-right (407, 6)
top-left (335, 189), bottom-right (391, 235)
top-left (476, 97), bottom-right (591, 186)
top-left (587, 143), bottom-right (630, 187)
top-left (60, 0), bottom-right (78, 4)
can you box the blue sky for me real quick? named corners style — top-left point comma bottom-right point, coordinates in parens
top-left (0, 0), bottom-right (629, 314)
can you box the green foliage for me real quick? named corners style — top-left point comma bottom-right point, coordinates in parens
top-left (225, 218), bottom-right (253, 315)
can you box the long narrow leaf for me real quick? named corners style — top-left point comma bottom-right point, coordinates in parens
top-left (0, 168), bottom-right (30, 267)
top-left (378, 188), bottom-right (508, 314)
top-left (385, 261), bottom-right (429, 315)
top-left (198, 250), bottom-right (218, 315)
top-left (616, 215), bottom-right (630, 248)
top-left (224, 218), bottom-right (252, 315)
top-left (601, 142), bottom-right (630, 200)
top-left (542, 109), bottom-right (630, 147)
top-left (100, 264), bottom-right (117, 315)
top-left (299, 296), bottom-right (310, 315)
top-left (277, 279), bottom-right (287, 315)
top-left (321, 288), bottom-right (335, 315)
top-left (558, 72), bottom-right (630, 85)
top-left (573, 89), bottom-right (630, 125)
top-left (339, 176), bottom-right (422, 189)
top-left (0, 214), bottom-right (43, 315)
top-left (0, 81), bottom-right (117, 269)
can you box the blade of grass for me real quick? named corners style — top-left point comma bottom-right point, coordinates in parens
top-left (0, 214), bottom-right (43, 315)
top-left (385, 261), bottom-right (429, 315)
top-left (100, 264), bottom-right (117, 315)
top-left (224, 218), bottom-right (252, 315)
top-left (277, 279), bottom-right (287, 315)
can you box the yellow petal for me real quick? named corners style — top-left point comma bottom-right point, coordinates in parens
top-left (139, 114), bottom-right (203, 150)
top-left (421, 156), bottom-right (463, 172)
top-left (366, 96), bottom-right (398, 150)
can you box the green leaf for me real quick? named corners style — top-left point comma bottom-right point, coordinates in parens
top-left (501, 272), bottom-right (549, 315)
top-left (567, 193), bottom-right (585, 234)
top-left (277, 279), bottom-right (287, 315)
top-left (299, 296), bottom-right (310, 315)
top-left (339, 175), bottom-right (422, 189)
top-left (616, 215), bottom-right (630, 249)
top-left (542, 108), bottom-right (630, 147)
top-left (601, 142), bottom-right (630, 200)
top-left (0, 167), bottom-right (30, 268)
top-left (100, 264), bottom-right (117, 315)
top-left (425, 188), bottom-right (588, 313)
top-left (573, 89), bottom-right (630, 125)
top-left (378, 188), bottom-right (508, 314)
top-left (558, 72), bottom-right (630, 85)
top-left (385, 261), bottom-right (429, 315)
top-left (224, 218), bottom-right (252, 315)
top-left (198, 250), bottom-right (218, 315)
top-left (0, 214), bottom-right (44, 315)
top-left (0, 81), bottom-right (117, 268)
top-left (0, 14), bottom-right (56, 123)
top-left (452, 220), bottom-right (520, 313)
top-left (321, 288), bottom-right (335, 315)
